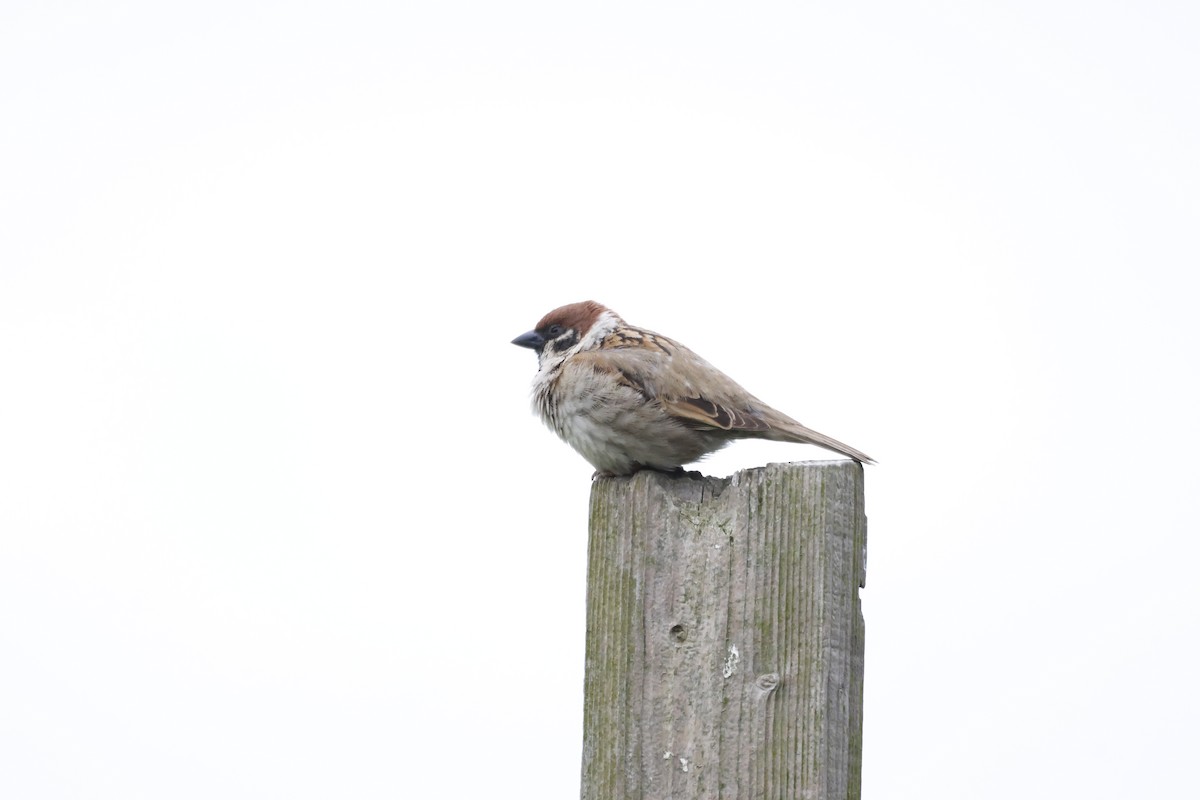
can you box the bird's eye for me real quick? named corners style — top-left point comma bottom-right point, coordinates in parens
top-left (547, 324), bottom-right (565, 337)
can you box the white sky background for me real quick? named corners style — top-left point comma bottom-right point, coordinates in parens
top-left (2, 2), bottom-right (1198, 797)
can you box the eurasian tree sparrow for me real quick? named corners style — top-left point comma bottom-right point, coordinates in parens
top-left (512, 301), bottom-right (873, 476)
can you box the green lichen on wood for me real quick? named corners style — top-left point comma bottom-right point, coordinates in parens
top-left (584, 462), bottom-right (865, 800)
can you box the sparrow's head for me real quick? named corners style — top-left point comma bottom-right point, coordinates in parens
top-left (512, 301), bottom-right (620, 365)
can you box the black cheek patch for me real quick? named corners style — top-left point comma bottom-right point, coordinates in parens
top-left (550, 331), bottom-right (580, 353)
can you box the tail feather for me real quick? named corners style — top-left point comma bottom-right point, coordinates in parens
top-left (770, 421), bottom-right (875, 464)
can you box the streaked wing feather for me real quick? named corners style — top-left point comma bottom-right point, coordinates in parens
top-left (570, 325), bottom-right (875, 463)
top-left (576, 331), bottom-right (771, 434)
top-left (663, 397), bottom-right (770, 432)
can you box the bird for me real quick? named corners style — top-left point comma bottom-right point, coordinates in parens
top-left (511, 301), bottom-right (873, 476)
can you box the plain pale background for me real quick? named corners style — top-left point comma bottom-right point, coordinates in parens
top-left (3, 2), bottom-right (1197, 797)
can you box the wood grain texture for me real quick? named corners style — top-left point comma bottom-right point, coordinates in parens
top-left (583, 461), bottom-right (866, 800)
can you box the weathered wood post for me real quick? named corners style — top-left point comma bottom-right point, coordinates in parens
top-left (582, 460), bottom-right (866, 800)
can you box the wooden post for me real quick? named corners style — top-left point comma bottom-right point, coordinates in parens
top-left (582, 461), bottom-right (866, 800)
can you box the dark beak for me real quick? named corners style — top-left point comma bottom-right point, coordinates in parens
top-left (511, 330), bottom-right (546, 351)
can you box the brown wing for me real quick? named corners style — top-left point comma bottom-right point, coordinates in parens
top-left (661, 396), bottom-right (771, 432)
top-left (576, 327), bottom-right (770, 433)
top-left (574, 325), bottom-right (876, 462)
